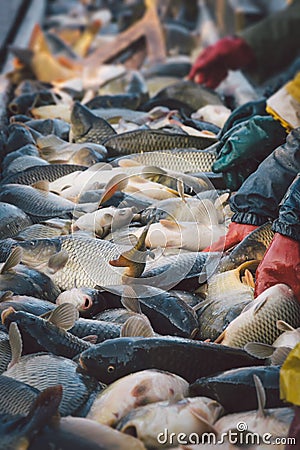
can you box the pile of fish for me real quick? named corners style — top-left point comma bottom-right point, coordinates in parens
top-left (0, 0), bottom-right (298, 448)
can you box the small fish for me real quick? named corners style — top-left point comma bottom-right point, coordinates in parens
top-left (0, 293), bottom-right (55, 316)
top-left (0, 184), bottom-right (96, 222)
top-left (37, 134), bottom-right (107, 165)
top-left (72, 206), bottom-right (134, 237)
top-left (0, 248), bottom-right (61, 301)
top-left (103, 129), bottom-right (217, 157)
top-left (79, 336), bottom-right (262, 384)
top-left (215, 285), bottom-right (300, 348)
top-left (87, 369), bottom-right (189, 426)
top-left (2, 303), bottom-right (91, 358)
top-left (190, 366), bottom-right (283, 413)
top-left (116, 396), bottom-right (223, 448)
top-left (16, 226), bottom-right (151, 290)
top-left (0, 164), bottom-right (87, 186)
top-left (218, 222), bottom-right (275, 272)
top-left (197, 261), bottom-right (256, 341)
top-left (191, 105), bottom-right (232, 129)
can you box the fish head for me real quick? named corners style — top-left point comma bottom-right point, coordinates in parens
top-left (56, 287), bottom-right (109, 317)
top-left (15, 239), bottom-right (60, 268)
top-left (79, 338), bottom-right (137, 383)
top-left (72, 147), bottom-right (104, 166)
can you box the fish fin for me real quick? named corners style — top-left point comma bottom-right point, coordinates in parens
top-left (253, 296), bottom-right (269, 315)
top-left (189, 407), bottom-right (217, 433)
top-left (214, 193), bottom-right (230, 210)
top-left (87, 162), bottom-right (113, 172)
top-left (244, 342), bottom-right (275, 359)
top-left (196, 199), bottom-right (219, 226)
top-left (99, 173), bottom-right (129, 205)
top-left (8, 322), bottom-right (23, 368)
top-left (190, 328), bottom-right (199, 339)
top-left (113, 233), bottom-right (138, 247)
top-left (46, 303), bottom-right (79, 330)
top-left (159, 219), bottom-right (179, 229)
top-left (39, 311), bottom-right (52, 320)
top-left (270, 346), bottom-right (291, 366)
top-left (0, 247), bottom-right (23, 274)
top-left (241, 269), bottom-right (255, 288)
top-left (110, 219), bottom-right (153, 278)
top-left (236, 260), bottom-right (260, 279)
top-left (121, 315), bottom-right (154, 337)
top-left (214, 330), bottom-right (226, 344)
top-left (253, 375), bottom-right (266, 417)
top-left (82, 334), bottom-right (98, 344)
top-left (177, 178), bottom-right (186, 203)
top-left (0, 291), bottom-right (14, 302)
top-left (118, 159), bottom-right (141, 167)
top-left (276, 320), bottom-right (295, 332)
top-left (47, 249), bottom-right (69, 274)
top-left (32, 180), bottom-right (50, 192)
top-left (121, 286), bottom-right (141, 314)
top-left (37, 134), bottom-right (64, 148)
top-left (10, 46), bottom-right (34, 66)
top-left (23, 385), bottom-right (62, 435)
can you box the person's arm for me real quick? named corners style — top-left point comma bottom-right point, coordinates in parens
top-left (240, 0), bottom-right (300, 82)
top-left (255, 174), bottom-right (300, 301)
top-left (204, 128), bottom-right (300, 252)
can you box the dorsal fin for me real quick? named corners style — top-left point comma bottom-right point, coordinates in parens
top-left (121, 285), bottom-right (141, 313)
top-left (244, 342), bottom-right (275, 359)
top-left (121, 315), bottom-right (154, 337)
top-left (0, 247), bottom-right (23, 274)
top-left (8, 322), bottom-right (23, 368)
top-left (253, 375), bottom-right (266, 417)
top-left (46, 303), bottom-right (79, 330)
top-left (277, 320), bottom-right (295, 332)
top-left (99, 173), bottom-right (129, 205)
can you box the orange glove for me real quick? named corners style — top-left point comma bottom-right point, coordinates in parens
top-left (188, 36), bottom-right (255, 89)
top-left (203, 222), bottom-right (258, 252)
top-left (255, 233), bottom-right (300, 302)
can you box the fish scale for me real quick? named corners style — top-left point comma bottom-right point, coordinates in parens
top-left (57, 236), bottom-right (125, 290)
top-left (3, 353), bottom-right (101, 417)
top-left (117, 149), bottom-right (217, 172)
top-left (0, 376), bottom-right (39, 416)
top-left (0, 164), bottom-right (87, 186)
top-left (103, 129), bottom-right (217, 156)
top-left (219, 285), bottom-right (300, 348)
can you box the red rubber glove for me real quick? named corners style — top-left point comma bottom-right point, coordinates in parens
top-left (255, 233), bottom-right (300, 302)
top-left (203, 222), bottom-right (258, 252)
top-left (188, 36), bottom-right (256, 89)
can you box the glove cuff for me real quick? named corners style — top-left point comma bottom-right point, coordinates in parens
top-left (272, 219), bottom-right (300, 242)
top-left (232, 212), bottom-right (269, 226)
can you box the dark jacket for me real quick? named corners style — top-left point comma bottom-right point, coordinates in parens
top-left (230, 127), bottom-right (300, 240)
top-left (239, 0), bottom-right (300, 82)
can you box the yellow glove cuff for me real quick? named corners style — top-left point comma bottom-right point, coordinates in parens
top-left (266, 105), bottom-right (293, 132)
top-left (286, 72), bottom-right (300, 104)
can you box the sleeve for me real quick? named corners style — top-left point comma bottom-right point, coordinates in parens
top-left (230, 127), bottom-right (300, 225)
top-left (272, 173), bottom-right (300, 240)
top-left (239, 0), bottom-right (300, 82)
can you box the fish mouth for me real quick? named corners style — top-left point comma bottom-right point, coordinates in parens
top-left (79, 295), bottom-right (93, 311)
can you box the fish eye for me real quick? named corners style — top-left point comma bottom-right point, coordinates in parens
top-left (107, 365), bottom-right (115, 373)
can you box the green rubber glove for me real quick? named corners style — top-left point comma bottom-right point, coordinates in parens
top-left (220, 98), bottom-right (267, 137)
top-left (213, 115), bottom-right (286, 174)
